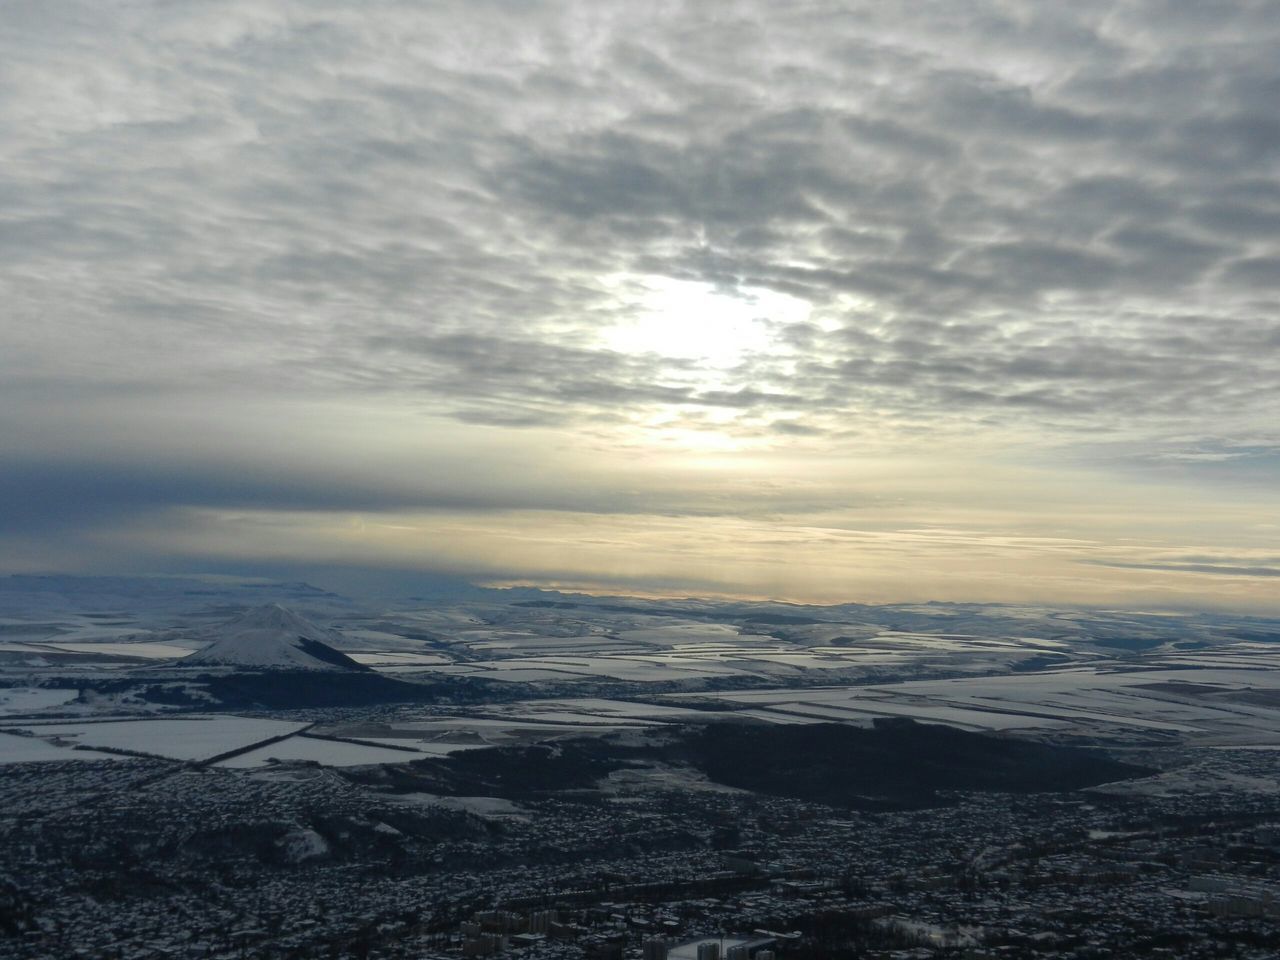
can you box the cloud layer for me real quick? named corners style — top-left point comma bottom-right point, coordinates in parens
top-left (2, 1), bottom-right (1278, 607)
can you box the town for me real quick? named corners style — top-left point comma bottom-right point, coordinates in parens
top-left (2, 722), bottom-right (1278, 959)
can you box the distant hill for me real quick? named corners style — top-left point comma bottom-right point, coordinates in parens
top-left (182, 604), bottom-right (369, 672)
top-left (342, 718), bottom-right (1153, 810)
top-left (0, 573), bottom-right (357, 621)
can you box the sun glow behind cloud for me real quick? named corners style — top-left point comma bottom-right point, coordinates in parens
top-left (595, 275), bottom-right (817, 451)
top-left (599, 274), bottom-right (812, 372)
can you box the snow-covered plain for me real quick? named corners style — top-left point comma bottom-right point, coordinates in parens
top-left (345, 651), bottom-right (450, 666)
top-left (5, 579), bottom-right (1280, 769)
top-left (43, 642), bottom-right (196, 659)
top-left (0, 731), bottom-right (133, 764)
top-left (12, 716), bottom-right (308, 761)
top-left (0, 688), bottom-right (78, 716)
top-left (310, 705), bottom-right (679, 753)
top-left (663, 654), bottom-right (1280, 744)
top-left (215, 736), bottom-right (439, 768)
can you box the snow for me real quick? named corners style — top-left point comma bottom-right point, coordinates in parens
top-left (615, 624), bottom-right (745, 646)
top-left (399, 740), bottom-right (491, 756)
top-left (278, 828), bottom-right (329, 863)
top-left (216, 735), bottom-right (435, 768)
top-left (484, 655), bottom-right (742, 682)
top-left (347, 651), bottom-right (449, 666)
top-left (19, 715), bottom-right (308, 761)
top-left (509, 697), bottom-right (713, 721)
top-left (732, 708), bottom-right (822, 725)
top-left (181, 604), bottom-right (364, 672)
top-left (45, 641), bottom-right (196, 659)
top-left (482, 668), bottom-right (592, 681)
top-left (662, 663), bottom-right (1280, 743)
top-left (0, 731), bottom-right (134, 764)
top-left (0, 687), bottom-right (78, 715)
top-left (737, 698), bottom-right (1057, 730)
top-left (1094, 764), bottom-right (1280, 797)
top-left (321, 712), bottom-right (663, 751)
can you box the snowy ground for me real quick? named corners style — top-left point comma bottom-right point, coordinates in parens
top-left (0, 731), bottom-right (135, 764)
top-left (0, 688), bottom-right (78, 716)
top-left (661, 656), bottom-right (1280, 745)
top-left (4, 580), bottom-right (1280, 769)
top-left (7, 716), bottom-right (309, 762)
top-left (214, 735), bottom-right (462, 769)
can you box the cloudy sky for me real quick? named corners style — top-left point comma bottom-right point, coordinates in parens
top-left (3, 1), bottom-right (1279, 610)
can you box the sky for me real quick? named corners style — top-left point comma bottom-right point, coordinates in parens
top-left (2, 1), bottom-right (1279, 611)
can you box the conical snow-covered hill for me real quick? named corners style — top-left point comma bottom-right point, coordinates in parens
top-left (181, 604), bottom-right (368, 672)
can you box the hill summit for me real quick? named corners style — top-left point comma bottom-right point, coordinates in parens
top-left (182, 604), bottom-right (368, 672)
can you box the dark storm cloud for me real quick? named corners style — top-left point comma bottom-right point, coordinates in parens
top-left (0, 458), bottom-right (588, 535)
top-left (0, 461), bottom-right (444, 535)
top-left (1, 0), bottom-right (1278, 549)
top-left (0, 452), bottom-right (793, 536)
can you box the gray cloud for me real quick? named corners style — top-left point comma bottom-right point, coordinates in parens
top-left (1, 0), bottom-right (1278, 589)
top-left (1086, 560), bottom-right (1280, 579)
top-left (4, 2), bottom-right (1278, 432)
top-left (0, 459), bottom-right (576, 535)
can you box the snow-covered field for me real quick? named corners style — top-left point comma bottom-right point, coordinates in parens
top-left (375, 618), bottom-right (1089, 684)
top-left (11, 716), bottom-right (308, 761)
top-left (0, 731), bottom-right (133, 764)
top-left (664, 655), bottom-right (1280, 745)
top-left (42, 641), bottom-right (196, 659)
top-left (4, 580), bottom-right (1280, 768)
top-left (312, 702), bottom-right (689, 752)
top-left (0, 688), bottom-right (78, 716)
top-left (345, 651), bottom-right (451, 666)
top-left (215, 735), bottom-right (437, 768)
